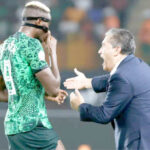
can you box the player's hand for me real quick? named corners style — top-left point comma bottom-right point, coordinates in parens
top-left (41, 31), bottom-right (50, 54)
top-left (64, 68), bottom-right (88, 90)
top-left (45, 89), bottom-right (68, 105)
top-left (40, 30), bottom-right (50, 43)
top-left (46, 32), bottom-right (57, 55)
top-left (70, 89), bottom-right (84, 111)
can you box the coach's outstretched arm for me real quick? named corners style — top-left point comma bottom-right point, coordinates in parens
top-left (70, 74), bottom-right (133, 124)
top-left (36, 33), bottom-right (60, 97)
top-left (64, 68), bottom-right (109, 92)
top-left (64, 68), bottom-right (92, 90)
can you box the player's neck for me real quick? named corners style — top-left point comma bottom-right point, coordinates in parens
top-left (18, 26), bottom-right (37, 38)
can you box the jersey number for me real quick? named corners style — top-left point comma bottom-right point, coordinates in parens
top-left (4, 60), bottom-right (16, 95)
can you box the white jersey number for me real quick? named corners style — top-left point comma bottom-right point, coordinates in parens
top-left (4, 60), bottom-right (16, 95)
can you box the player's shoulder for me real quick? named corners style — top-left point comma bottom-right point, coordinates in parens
top-left (13, 32), bottom-right (41, 48)
top-left (27, 37), bottom-right (42, 49)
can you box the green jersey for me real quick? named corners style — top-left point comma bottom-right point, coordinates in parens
top-left (0, 32), bottom-right (52, 135)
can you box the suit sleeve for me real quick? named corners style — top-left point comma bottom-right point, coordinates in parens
top-left (79, 73), bottom-right (133, 124)
top-left (92, 74), bottom-right (109, 93)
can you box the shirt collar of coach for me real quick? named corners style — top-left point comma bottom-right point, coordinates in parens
top-left (110, 55), bottom-right (127, 75)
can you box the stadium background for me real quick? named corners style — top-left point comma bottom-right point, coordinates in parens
top-left (1, 0), bottom-right (150, 149)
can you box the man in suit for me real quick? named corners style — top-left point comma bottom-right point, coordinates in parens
top-left (64, 28), bottom-right (150, 150)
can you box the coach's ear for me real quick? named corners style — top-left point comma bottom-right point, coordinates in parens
top-left (114, 46), bottom-right (122, 56)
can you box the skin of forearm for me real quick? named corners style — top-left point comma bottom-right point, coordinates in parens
top-left (50, 52), bottom-right (61, 83)
top-left (0, 90), bottom-right (8, 102)
top-left (36, 68), bottom-right (60, 97)
top-left (43, 45), bottom-right (60, 87)
top-left (85, 78), bottom-right (92, 89)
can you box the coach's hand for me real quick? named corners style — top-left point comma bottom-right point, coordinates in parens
top-left (64, 68), bottom-right (92, 90)
top-left (70, 89), bottom-right (84, 111)
top-left (45, 89), bottom-right (68, 105)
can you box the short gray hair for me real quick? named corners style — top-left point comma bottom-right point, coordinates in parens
top-left (105, 28), bottom-right (136, 54)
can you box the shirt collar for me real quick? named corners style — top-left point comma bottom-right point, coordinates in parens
top-left (110, 56), bottom-right (127, 75)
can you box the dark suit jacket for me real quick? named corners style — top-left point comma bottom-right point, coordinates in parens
top-left (79, 54), bottom-right (150, 150)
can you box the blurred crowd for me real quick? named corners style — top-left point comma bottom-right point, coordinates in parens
top-left (1, 0), bottom-right (150, 82)
top-left (0, 0), bottom-right (137, 72)
top-left (138, 9), bottom-right (150, 65)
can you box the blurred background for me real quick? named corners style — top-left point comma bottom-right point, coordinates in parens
top-left (1, 0), bottom-right (150, 149)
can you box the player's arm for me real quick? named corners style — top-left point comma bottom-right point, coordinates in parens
top-left (24, 35), bottom-right (60, 97)
top-left (40, 36), bottom-right (68, 103)
top-left (36, 67), bottom-right (60, 96)
top-left (0, 76), bottom-right (8, 102)
top-left (0, 89), bottom-right (8, 102)
top-left (42, 32), bottom-right (60, 84)
top-left (0, 44), bottom-right (8, 102)
top-left (36, 34), bottom-right (60, 97)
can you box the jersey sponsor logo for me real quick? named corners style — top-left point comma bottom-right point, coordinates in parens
top-left (38, 50), bottom-right (45, 61)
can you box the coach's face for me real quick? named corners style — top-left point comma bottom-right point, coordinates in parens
top-left (98, 35), bottom-right (116, 72)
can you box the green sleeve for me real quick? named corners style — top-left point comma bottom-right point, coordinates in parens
top-left (25, 38), bottom-right (48, 74)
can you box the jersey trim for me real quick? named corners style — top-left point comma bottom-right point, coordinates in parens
top-left (33, 64), bottom-right (49, 74)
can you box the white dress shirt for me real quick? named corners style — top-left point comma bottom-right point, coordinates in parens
top-left (110, 56), bottom-right (127, 76)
